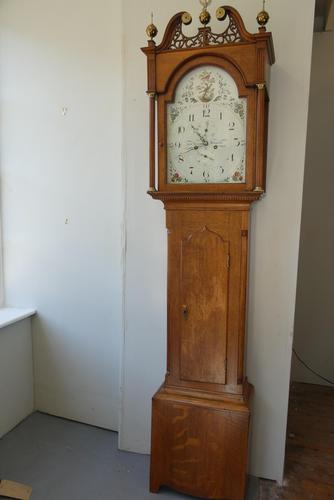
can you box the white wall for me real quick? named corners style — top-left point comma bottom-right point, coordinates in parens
top-left (292, 31), bottom-right (334, 386)
top-left (0, 0), bottom-right (124, 430)
top-left (0, 319), bottom-right (34, 438)
top-left (120, 0), bottom-right (315, 483)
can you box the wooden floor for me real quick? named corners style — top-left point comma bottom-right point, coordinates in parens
top-left (259, 382), bottom-right (334, 499)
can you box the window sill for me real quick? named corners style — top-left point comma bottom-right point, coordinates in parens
top-left (0, 307), bottom-right (36, 330)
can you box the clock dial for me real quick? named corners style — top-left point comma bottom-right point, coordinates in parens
top-left (167, 65), bottom-right (247, 184)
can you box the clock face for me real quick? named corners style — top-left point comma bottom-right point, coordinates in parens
top-left (167, 65), bottom-right (247, 184)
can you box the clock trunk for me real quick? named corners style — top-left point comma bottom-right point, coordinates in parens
top-left (165, 206), bottom-right (250, 394)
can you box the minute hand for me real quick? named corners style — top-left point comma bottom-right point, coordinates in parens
top-left (191, 125), bottom-right (208, 145)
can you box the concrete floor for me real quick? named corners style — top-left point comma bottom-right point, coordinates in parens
top-left (0, 413), bottom-right (258, 500)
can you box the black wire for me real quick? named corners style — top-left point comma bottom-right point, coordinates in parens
top-left (292, 347), bottom-right (334, 386)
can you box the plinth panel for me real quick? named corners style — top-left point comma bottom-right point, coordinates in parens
top-left (150, 388), bottom-right (251, 500)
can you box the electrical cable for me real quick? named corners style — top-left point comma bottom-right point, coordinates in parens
top-left (292, 347), bottom-right (334, 386)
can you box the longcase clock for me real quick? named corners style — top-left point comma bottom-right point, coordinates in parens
top-left (142, 3), bottom-right (275, 499)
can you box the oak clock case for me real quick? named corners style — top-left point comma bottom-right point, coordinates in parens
top-left (142, 6), bottom-right (274, 500)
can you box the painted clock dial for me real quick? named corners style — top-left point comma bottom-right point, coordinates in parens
top-left (167, 65), bottom-right (247, 184)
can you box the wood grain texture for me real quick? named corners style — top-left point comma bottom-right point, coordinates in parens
top-left (150, 205), bottom-right (253, 499)
top-left (180, 226), bottom-right (229, 385)
top-left (156, 56), bottom-right (257, 194)
top-left (151, 387), bottom-right (251, 500)
top-left (0, 480), bottom-right (32, 500)
top-left (142, 7), bottom-right (274, 196)
top-left (149, 94), bottom-right (156, 190)
top-left (142, 6), bottom-right (275, 499)
top-left (165, 208), bottom-right (249, 393)
top-left (259, 383), bottom-right (334, 499)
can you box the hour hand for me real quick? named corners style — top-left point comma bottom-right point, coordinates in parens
top-left (181, 144), bottom-right (201, 154)
top-left (201, 153), bottom-right (214, 161)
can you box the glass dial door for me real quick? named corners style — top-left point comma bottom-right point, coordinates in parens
top-left (167, 65), bottom-right (247, 184)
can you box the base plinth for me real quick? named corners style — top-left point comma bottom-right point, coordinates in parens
top-left (150, 385), bottom-right (252, 500)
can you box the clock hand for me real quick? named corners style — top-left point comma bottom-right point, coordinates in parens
top-left (201, 153), bottom-right (214, 161)
top-left (180, 144), bottom-right (203, 155)
top-left (191, 125), bottom-right (209, 146)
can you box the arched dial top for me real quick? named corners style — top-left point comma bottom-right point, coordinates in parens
top-left (167, 65), bottom-right (247, 185)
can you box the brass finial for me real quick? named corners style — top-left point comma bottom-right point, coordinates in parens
top-left (216, 7), bottom-right (227, 21)
top-left (146, 12), bottom-right (158, 40)
top-left (182, 12), bottom-right (192, 26)
top-left (199, 0), bottom-right (212, 26)
top-left (257, 0), bottom-right (270, 31)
